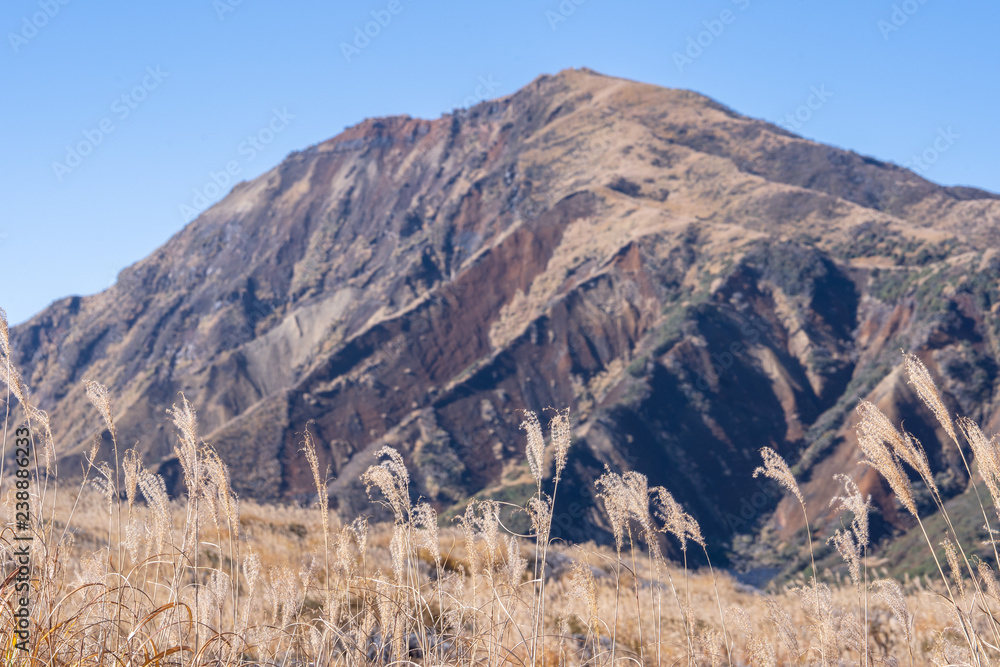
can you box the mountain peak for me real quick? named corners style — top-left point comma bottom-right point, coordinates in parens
top-left (8, 71), bottom-right (999, 563)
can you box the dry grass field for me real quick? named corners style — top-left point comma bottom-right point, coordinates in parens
top-left (3, 303), bottom-right (1000, 667)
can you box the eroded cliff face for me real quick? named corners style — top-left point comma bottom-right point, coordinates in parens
top-left (8, 68), bottom-right (1000, 565)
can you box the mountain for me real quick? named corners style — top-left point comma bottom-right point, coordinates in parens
top-left (8, 68), bottom-right (1000, 569)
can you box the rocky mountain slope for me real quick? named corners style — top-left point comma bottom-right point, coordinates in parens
top-left (8, 68), bottom-right (1000, 570)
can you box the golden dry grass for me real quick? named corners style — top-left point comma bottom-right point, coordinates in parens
top-left (3, 303), bottom-right (1000, 667)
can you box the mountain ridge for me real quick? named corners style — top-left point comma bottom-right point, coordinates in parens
top-left (7, 67), bottom-right (1000, 570)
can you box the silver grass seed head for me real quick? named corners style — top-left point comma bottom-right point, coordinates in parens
top-left (0, 306), bottom-right (8, 357)
top-left (595, 467), bottom-right (628, 551)
top-left (122, 448), bottom-right (142, 510)
top-left (697, 629), bottom-right (725, 667)
top-left (904, 352), bottom-right (958, 445)
top-left (527, 495), bottom-right (552, 539)
top-left (872, 578), bottom-right (912, 643)
top-left (473, 499), bottom-right (501, 567)
top-left (855, 423), bottom-right (918, 517)
top-left (977, 558), bottom-right (1000, 600)
top-left (137, 468), bottom-right (171, 554)
top-left (958, 416), bottom-right (1000, 510)
top-left (763, 596), bottom-right (800, 663)
top-left (521, 410), bottom-right (545, 485)
top-left (389, 523), bottom-right (406, 585)
top-left (88, 432), bottom-right (101, 464)
top-left (0, 360), bottom-right (28, 405)
top-left (830, 473), bottom-right (871, 547)
top-left (753, 446), bottom-right (803, 505)
top-left (549, 408), bottom-right (571, 481)
top-left (244, 550), bottom-right (261, 593)
top-left (941, 537), bottom-right (967, 605)
top-left (361, 446), bottom-right (411, 522)
top-left (653, 485), bottom-right (704, 552)
top-left (857, 400), bottom-right (936, 492)
top-left (351, 516), bottom-right (369, 554)
top-left (456, 503), bottom-right (482, 577)
top-left (124, 516), bottom-right (141, 563)
top-left (828, 528), bottom-right (861, 590)
top-left (726, 605), bottom-right (751, 633)
top-left (505, 535), bottom-right (526, 588)
top-left (569, 559), bottom-right (598, 628)
top-left (84, 380), bottom-right (116, 440)
top-left (413, 501), bottom-right (441, 565)
top-left (168, 393), bottom-right (203, 496)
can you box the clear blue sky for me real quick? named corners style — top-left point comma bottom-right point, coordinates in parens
top-left (1, 0), bottom-right (997, 325)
